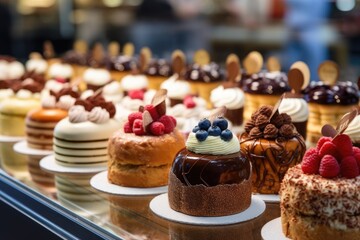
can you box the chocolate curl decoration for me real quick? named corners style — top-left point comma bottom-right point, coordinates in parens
top-left (171, 50), bottom-right (186, 79)
top-left (243, 51), bottom-right (263, 75)
top-left (193, 49), bottom-right (210, 67)
top-left (223, 54), bottom-right (241, 89)
top-left (142, 110), bottom-right (153, 133)
top-left (318, 60), bottom-right (339, 86)
top-left (123, 42), bottom-right (135, 57)
top-left (321, 108), bottom-right (358, 138)
top-left (268, 93), bottom-right (285, 122)
top-left (151, 89), bottom-right (167, 117)
top-left (266, 56), bottom-right (281, 72)
top-left (139, 47), bottom-right (151, 73)
top-left (208, 106), bottom-right (227, 123)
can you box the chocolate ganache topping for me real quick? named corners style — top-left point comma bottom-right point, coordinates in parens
top-left (240, 71), bottom-right (290, 95)
top-left (303, 81), bottom-right (359, 105)
top-left (74, 93), bottom-right (116, 118)
top-left (171, 116), bottom-right (251, 186)
top-left (107, 55), bottom-right (136, 72)
top-left (62, 51), bottom-right (88, 66)
top-left (184, 62), bottom-right (224, 83)
top-left (145, 59), bottom-right (172, 77)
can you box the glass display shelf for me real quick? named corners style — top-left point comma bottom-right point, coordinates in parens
top-left (0, 166), bottom-right (281, 240)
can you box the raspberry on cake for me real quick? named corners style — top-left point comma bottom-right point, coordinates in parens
top-left (168, 110), bottom-right (252, 217)
top-left (107, 89), bottom-right (185, 188)
top-left (280, 112), bottom-right (360, 240)
top-left (239, 103), bottom-right (306, 194)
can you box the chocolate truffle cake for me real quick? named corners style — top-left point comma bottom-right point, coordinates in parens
top-left (168, 114), bottom-right (252, 217)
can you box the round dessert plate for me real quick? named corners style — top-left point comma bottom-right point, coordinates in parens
top-left (261, 217), bottom-right (289, 240)
top-left (13, 140), bottom-right (53, 156)
top-left (40, 155), bottom-right (106, 175)
top-left (90, 171), bottom-right (168, 196)
top-left (0, 135), bottom-right (25, 143)
top-left (252, 193), bottom-right (280, 203)
top-left (150, 194), bottom-right (265, 226)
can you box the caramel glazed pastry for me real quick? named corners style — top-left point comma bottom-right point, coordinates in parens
top-left (240, 105), bottom-right (306, 194)
top-left (169, 116), bottom-right (252, 217)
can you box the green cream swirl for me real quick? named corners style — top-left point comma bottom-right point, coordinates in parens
top-left (186, 132), bottom-right (240, 155)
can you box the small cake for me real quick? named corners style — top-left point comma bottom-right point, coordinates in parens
top-left (211, 54), bottom-right (244, 129)
top-left (108, 90), bottom-right (185, 187)
top-left (83, 68), bottom-right (112, 91)
top-left (184, 50), bottom-right (224, 108)
top-left (62, 40), bottom-right (88, 78)
top-left (47, 62), bottom-right (74, 83)
top-left (107, 42), bottom-right (136, 81)
top-left (239, 104), bottom-right (306, 194)
top-left (304, 61), bottom-right (359, 144)
top-left (145, 58), bottom-right (172, 90)
top-left (241, 53), bottom-right (290, 122)
top-left (26, 53), bottom-right (48, 76)
top-left (26, 87), bottom-right (79, 150)
top-left (53, 94), bottom-right (119, 168)
top-left (0, 59), bottom-right (25, 81)
top-left (278, 61), bottom-right (310, 140)
top-left (280, 127), bottom-right (360, 240)
top-left (168, 113), bottom-right (252, 217)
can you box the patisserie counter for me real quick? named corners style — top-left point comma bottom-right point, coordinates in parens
top-left (0, 168), bottom-right (280, 240)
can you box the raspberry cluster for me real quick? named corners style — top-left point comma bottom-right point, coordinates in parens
top-left (74, 94), bottom-right (116, 118)
top-left (123, 104), bottom-right (177, 136)
top-left (302, 134), bottom-right (360, 179)
top-left (192, 117), bottom-right (233, 142)
top-left (183, 95), bottom-right (196, 109)
top-left (128, 90), bottom-right (144, 100)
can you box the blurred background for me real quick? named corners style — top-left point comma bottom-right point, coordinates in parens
top-left (0, 0), bottom-right (359, 81)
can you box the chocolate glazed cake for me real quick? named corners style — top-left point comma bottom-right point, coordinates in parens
top-left (168, 116), bottom-right (252, 217)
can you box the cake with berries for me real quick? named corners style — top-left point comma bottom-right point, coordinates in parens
top-left (280, 133), bottom-right (360, 240)
top-left (168, 114), bottom-right (252, 217)
top-left (107, 42), bottom-right (136, 81)
top-left (108, 90), bottom-right (185, 187)
top-left (53, 94), bottom-right (119, 167)
top-left (145, 58), bottom-right (172, 90)
top-left (160, 74), bottom-right (191, 107)
top-left (83, 68), bottom-right (112, 91)
top-left (26, 87), bottom-right (80, 150)
top-left (239, 105), bottom-right (306, 194)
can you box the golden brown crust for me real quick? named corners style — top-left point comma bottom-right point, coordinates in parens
top-left (168, 171), bottom-right (252, 217)
top-left (28, 108), bottom-right (68, 122)
top-left (108, 164), bottom-right (170, 188)
top-left (108, 129), bottom-right (185, 166)
top-left (281, 208), bottom-right (359, 240)
top-left (107, 129), bottom-right (185, 187)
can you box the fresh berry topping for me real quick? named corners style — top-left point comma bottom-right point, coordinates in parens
top-left (123, 121), bottom-right (132, 133)
top-left (128, 112), bottom-right (143, 127)
top-left (184, 95), bottom-right (193, 101)
top-left (319, 155), bottom-right (340, 178)
top-left (192, 125), bottom-right (200, 133)
top-left (319, 141), bottom-right (340, 160)
top-left (158, 115), bottom-right (175, 134)
top-left (184, 97), bottom-right (196, 109)
top-left (128, 90), bottom-right (144, 100)
top-left (220, 129), bottom-right (233, 141)
top-left (195, 130), bottom-right (208, 142)
top-left (149, 122), bottom-right (165, 136)
top-left (208, 126), bottom-right (221, 137)
top-left (355, 153), bottom-right (360, 170)
top-left (168, 115), bottom-right (177, 126)
top-left (316, 136), bottom-right (332, 151)
top-left (353, 147), bottom-right (360, 156)
top-left (332, 134), bottom-right (353, 158)
top-left (301, 148), bottom-right (321, 174)
top-left (198, 119), bottom-right (211, 131)
top-left (341, 156), bottom-right (359, 178)
top-left (213, 117), bottom-right (228, 131)
top-left (133, 119), bottom-right (145, 135)
top-left (144, 104), bottom-right (160, 121)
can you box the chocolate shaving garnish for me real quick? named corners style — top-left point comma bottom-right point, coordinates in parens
top-left (266, 56), bottom-right (281, 72)
top-left (75, 99), bottom-right (93, 111)
top-left (22, 81), bottom-right (43, 93)
top-left (208, 106), bottom-right (227, 123)
top-left (269, 93), bottom-right (284, 122)
top-left (151, 89), bottom-right (167, 116)
top-left (99, 101), bottom-right (116, 118)
top-left (288, 68), bottom-right (304, 95)
top-left (172, 50), bottom-right (186, 77)
top-left (226, 54), bottom-right (240, 83)
top-left (264, 124), bottom-right (278, 139)
top-left (139, 47), bottom-right (151, 73)
top-left (321, 124), bottom-right (337, 138)
top-left (335, 108), bottom-right (358, 136)
top-left (142, 110), bottom-right (153, 132)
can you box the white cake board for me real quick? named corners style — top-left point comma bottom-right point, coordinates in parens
top-left (13, 140), bottom-right (53, 157)
top-left (261, 217), bottom-right (289, 240)
top-left (150, 194), bottom-right (265, 226)
top-left (90, 171), bottom-right (168, 196)
top-left (0, 135), bottom-right (25, 143)
top-left (40, 155), bottom-right (106, 175)
top-left (253, 193), bottom-right (280, 203)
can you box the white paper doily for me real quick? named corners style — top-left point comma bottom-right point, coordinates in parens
top-left (252, 193), bottom-right (280, 203)
top-left (13, 140), bottom-right (53, 156)
top-left (90, 171), bottom-right (168, 196)
top-left (261, 217), bottom-right (289, 240)
top-left (150, 193), bottom-right (265, 225)
top-left (40, 155), bottom-right (106, 175)
top-left (0, 135), bottom-right (25, 143)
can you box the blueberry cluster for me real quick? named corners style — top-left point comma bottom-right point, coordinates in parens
top-left (192, 117), bottom-right (233, 142)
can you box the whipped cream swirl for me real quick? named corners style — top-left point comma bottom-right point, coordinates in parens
top-left (69, 105), bottom-right (88, 123)
top-left (160, 74), bottom-right (190, 100)
top-left (56, 95), bottom-right (76, 110)
top-left (83, 68), bottom-right (111, 86)
top-left (49, 63), bottom-right (73, 79)
top-left (26, 58), bottom-right (48, 74)
top-left (103, 81), bottom-right (123, 103)
top-left (278, 98), bottom-right (308, 122)
top-left (121, 74), bottom-right (148, 91)
top-left (210, 86), bottom-right (244, 110)
top-left (68, 105), bottom-right (111, 123)
top-left (41, 95), bottom-right (56, 108)
top-left (88, 107), bottom-right (110, 123)
top-left (186, 132), bottom-right (240, 155)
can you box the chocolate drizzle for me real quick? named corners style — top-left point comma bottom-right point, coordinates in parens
top-left (184, 62), bottom-right (224, 83)
top-left (74, 94), bottom-right (116, 118)
top-left (171, 148), bottom-right (251, 187)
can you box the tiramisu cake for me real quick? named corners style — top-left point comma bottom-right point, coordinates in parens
top-left (168, 111), bottom-right (252, 216)
top-left (280, 115), bottom-right (360, 240)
